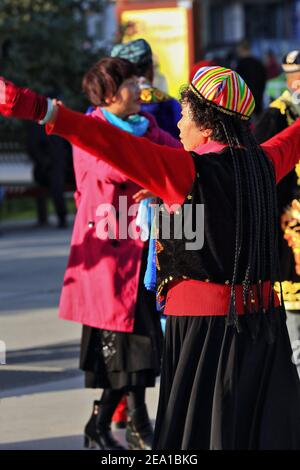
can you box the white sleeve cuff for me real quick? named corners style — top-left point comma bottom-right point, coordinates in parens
top-left (38, 98), bottom-right (54, 125)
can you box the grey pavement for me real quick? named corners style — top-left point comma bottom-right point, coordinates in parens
top-left (0, 218), bottom-right (159, 450)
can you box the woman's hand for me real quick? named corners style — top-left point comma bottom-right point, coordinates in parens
top-left (0, 77), bottom-right (48, 121)
top-left (133, 189), bottom-right (156, 203)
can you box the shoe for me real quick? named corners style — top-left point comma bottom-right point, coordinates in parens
top-left (126, 404), bottom-right (154, 450)
top-left (84, 400), bottom-right (100, 449)
top-left (84, 427), bottom-right (125, 450)
top-left (84, 400), bottom-right (125, 450)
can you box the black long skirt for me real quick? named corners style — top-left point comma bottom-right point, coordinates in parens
top-left (80, 248), bottom-right (163, 390)
top-left (153, 308), bottom-right (300, 450)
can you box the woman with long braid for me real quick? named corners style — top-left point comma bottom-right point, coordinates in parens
top-left (0, 66), bottom-right (300, 449)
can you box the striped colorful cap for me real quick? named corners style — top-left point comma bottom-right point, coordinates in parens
top-left (190, 66), bottom-right (255, 119)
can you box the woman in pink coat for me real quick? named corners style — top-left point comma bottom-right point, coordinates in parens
top-left (58, 57), bottom-right (180, 450)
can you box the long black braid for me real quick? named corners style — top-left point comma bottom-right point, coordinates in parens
top-left (181, 87), bottom-right (284, 338)
top-left (219, 121), bottom-right (244, 330)
top-left (219, 115), bottom-right (282, 337)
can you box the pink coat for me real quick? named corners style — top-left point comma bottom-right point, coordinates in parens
top-left (58, 108), bottom-right (180, 332)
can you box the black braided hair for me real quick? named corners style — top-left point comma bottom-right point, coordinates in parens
top-left (221, 117), bottom-right (281, 337)
top-left (181, 88), bottom-right (283, 336)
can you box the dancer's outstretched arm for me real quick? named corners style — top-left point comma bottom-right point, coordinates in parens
top-left (46, 104), bottom-right (194, 206)
top-left (261, 119), bottom-right (300, 183)
top-left (2, 77), bottom-right (300, 200)
top-left (0, 77), bottom-right (195, 206)
top-left (47, 103), bottom-right (300, 193)
top-left (44, 103), bottom-right (300, 196)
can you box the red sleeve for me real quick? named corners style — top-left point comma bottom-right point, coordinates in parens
top-left (46, 105), bottom-right (195, 205)
top-left (261, 118), bottom-right (300, 183)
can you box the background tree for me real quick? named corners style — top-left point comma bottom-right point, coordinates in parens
top-left (0, 0), bottom-right (106, 138)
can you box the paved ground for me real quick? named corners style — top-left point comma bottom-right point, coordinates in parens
top-left (0, 219), bottom-right (159, 450)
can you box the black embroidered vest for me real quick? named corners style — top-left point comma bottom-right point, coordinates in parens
top-left (155, 148), bottom-right (271, 296)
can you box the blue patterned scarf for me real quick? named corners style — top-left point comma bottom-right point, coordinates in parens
top-left (101, 108), bottom-right (149, 136)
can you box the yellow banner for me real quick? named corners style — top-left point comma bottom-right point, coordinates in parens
top-left (121, 7), bottom-right (190, 98)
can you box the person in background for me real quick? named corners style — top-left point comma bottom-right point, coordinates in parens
top-left (111, 39), bottom-right (181, 139)
top-left (236, 39), bottom-right (267, 118)
top-left (264, 72), bottom-right (286, 106)
top-left (77, 57), bottom-right (175, 450)
top-left (26, 122), bottom-right (71, 228)
top-left (110, 38), bottom-right (182, 426)
top-left (255, 50), bottom-right (300, 349)
top-left (111, 39), bottom-right (181, 427)
top-left (264, 49), bottom-right (285, 105)
top-left (265, 49), bottom-right (281, 80)
top-left (48, 57), bottom-right (178, 450)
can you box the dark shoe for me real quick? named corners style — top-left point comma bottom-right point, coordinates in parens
top-left (94, 425), bottom-right (125, 450)
top-left (85, 430), bottom-right (125, 450)
top-left (84, 400), bottom-right (125, 450)
top-left (84, 400), bottom-right (100, 449)
top-left (126, 404), bottom-right (154, 450)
